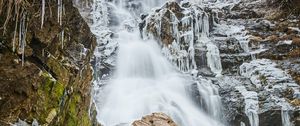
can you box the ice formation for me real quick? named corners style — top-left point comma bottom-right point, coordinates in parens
top-left (41, 0), bottom-right (45, 28)
top-left (57, 0), bottom-right (63, 25)
top-left (142, 1), bottom-right (223, 75)
top-left (74, 0), bottom-right (226, 126)
top-left (235, 86), bottom-right (259, 126)
top-left (19, 12), bottom-right (28, 66)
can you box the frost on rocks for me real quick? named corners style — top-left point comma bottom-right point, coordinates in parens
top-left (239, 59), bottom-right (300, 126)
top-left (73, 0), bottom-right (118, 81)
top-left (141, 1), bottom-right (222, 75)
top-left (281, 101), bottom-right (293, 126)
top-left (240, 59), bottom-right (299, 90)
top-left (235, 86), bottom-right (259, 126)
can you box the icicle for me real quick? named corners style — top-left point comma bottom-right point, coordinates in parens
top-left (189, 12), bottom-right (196, 70)
top-left (236, 86), bottom-right (259, 126)
top-left (12, 4), bottom-right (20, 52)
top-left (41, 0), bottom-right (45, 28)
top-left (206, 43), bottom-right (222, 76)
top-left (57, 0), bottom-right (63, 25)
top-left (57, 0), bottom-right (60, 24)
top-left (19, 12), bottom-right (28, 66)
top-left (281, 103), bottom-right (292, 126)
top-left (201, 13), bottom-right (210, 38)
top-left (61, 30), bottom-right (64, 49)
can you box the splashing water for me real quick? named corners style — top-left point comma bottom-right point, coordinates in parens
top-left (91, 0), bottom-right (224, 126)
top-left (197, 78), bottom-right (222, 120)
top-left (97, 30), bottom-right (223, 126)
top-left (81, 0), bottom-right (225, 125)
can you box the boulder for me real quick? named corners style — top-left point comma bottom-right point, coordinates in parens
top-left (132, 113), bottom-right (177, 126)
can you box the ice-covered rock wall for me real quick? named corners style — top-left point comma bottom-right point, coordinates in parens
top-left (141, 1), bottom-right (222, 76)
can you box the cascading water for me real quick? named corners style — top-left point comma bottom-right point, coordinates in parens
top-left (72, 0), bottom-right (300, 126)
top-left (90, 0), bottom-right (224, 126)
top-left (98, 32), bottom-right (222, 126)
top-left (196, 78), bottom-right (222, 120)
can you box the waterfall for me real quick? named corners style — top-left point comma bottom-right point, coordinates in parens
top-left (197, 78), bottom-right (222, 120)
top-left (235, 86), bottom-right (259, 126)
top-left (282, 107), bottom-right (292, 126)
top-left (281, 100), bottom-right (293, 126)
top-left (79, 0), bottom-right (226, 126)
top-left (97, 31), bottom-right (223, 126)
top-left (70, 0), bottom-right (300, 126)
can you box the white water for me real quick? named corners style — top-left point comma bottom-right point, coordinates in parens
top-left (197, 78), bottom-right (222, 120)
top-left (235, 86), bottom-right (259, 126)
top-left (98, 32), bottom-right (222, 126)
top-left (70, 1), bottom-right (300, 126)
top-left (92, 0), bottom-right (223, 126)
top-left (281, 100), bottom-right (293, 126)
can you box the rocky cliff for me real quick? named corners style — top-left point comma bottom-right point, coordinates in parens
top-left (0, 0), bottom-right (96, 125)
top-left (140, 0), bottom-right (300, 126)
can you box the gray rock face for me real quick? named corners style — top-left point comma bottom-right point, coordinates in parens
top-left (139, 1), bottom-right (300, 125)
top-left (219, 87), bottom-right (249, 126)
top-left (219, 37), bottom-right (244, 54)
top-left (140, 1), bottom-right (223, 74)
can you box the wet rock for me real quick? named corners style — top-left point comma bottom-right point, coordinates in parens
top-left (198, 67), bottom-right (215, 77)
top-left (220, 54), bottom-right (252, 74)
top-left (219, 87), bottom-right (249, 126)
top-left (132, 113), bottom-right (177, 126)
top-left (195, 46), bottom-right (208, 68)
top-left (258, 41), bottom-right (299, 60)
top-left (249, 20), bottom-right (274, 31)
top-left (259, 109), bottom-right (282, 126)
top-left (219, 37), bottom-right (244, 54)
